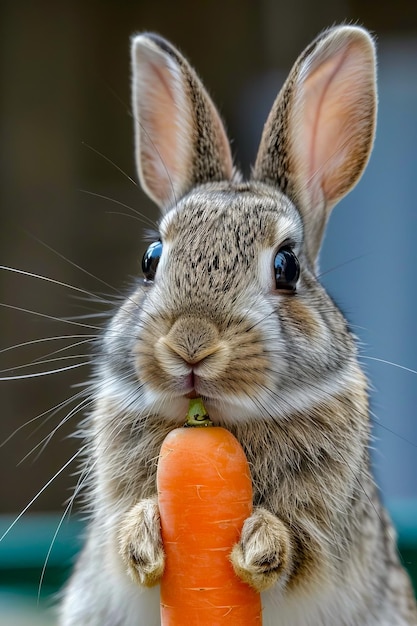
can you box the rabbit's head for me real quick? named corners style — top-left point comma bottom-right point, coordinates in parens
top-left (101, 27), bottom-right (376, 428)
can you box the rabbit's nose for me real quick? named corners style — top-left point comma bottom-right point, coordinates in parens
top-left (158, 315), bottom-right (220, 366)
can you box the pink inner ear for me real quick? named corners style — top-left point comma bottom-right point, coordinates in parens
top-left (296, 40), bottom-right (374, 207)
top-left (138, 58), bottom-right (193, 207)
top-left (303, 51), bottom-right (350, 186)
top-left (145, 63), bottom-right (180, 178)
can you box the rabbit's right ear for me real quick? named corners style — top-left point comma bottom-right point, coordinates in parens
top-left (253, 26), bottom-right (377, 264)
top-left (131, 34), bottom-right (233, 211)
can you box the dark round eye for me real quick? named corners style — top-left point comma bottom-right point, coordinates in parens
top-left (142, 240), bottom-right (163, 282)
top-left (274, 248), bottom-right (300, 291)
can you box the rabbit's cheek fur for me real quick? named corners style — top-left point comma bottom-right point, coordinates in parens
top-left (134, 306), bottom-right (274, 412)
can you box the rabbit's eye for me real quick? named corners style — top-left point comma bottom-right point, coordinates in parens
top-left (274, 248), bottom-right (300, 291)
top-left (142, 240), bottom-right (163, 282)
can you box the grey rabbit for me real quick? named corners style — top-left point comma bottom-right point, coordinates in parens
top-left (59, 25), bottom-right (417, 625)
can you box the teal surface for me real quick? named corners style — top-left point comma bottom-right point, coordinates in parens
top-left (0, 513), bottom-right (83, 600)
top-left (0, 501), bottom-right (416, 598)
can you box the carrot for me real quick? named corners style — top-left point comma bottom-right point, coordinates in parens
top-left (157, 398), bottom-right (263, 625)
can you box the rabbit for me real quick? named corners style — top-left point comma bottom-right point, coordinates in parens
top-left (59, 25), bottom-right (417, 626)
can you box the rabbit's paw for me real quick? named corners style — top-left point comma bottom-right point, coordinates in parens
top-left (231, 507), bottom-right (291, 592)
top-left (119, 497), bottom-right (164, 587)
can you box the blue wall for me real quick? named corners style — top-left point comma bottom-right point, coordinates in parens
top-left (321, 37), bottom-right (417, 500)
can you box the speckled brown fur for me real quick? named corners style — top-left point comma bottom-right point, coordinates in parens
top-left (60, 26), bottom-right (417, 626)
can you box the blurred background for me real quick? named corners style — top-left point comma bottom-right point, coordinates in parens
top-left (1, 0), bottom-right (416, 622)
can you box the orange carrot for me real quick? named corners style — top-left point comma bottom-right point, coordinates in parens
top-left (157, 398), bottom-right (263, 625)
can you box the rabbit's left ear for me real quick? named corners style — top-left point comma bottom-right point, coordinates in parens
top-left (253, 26), bottom-right (377, 264)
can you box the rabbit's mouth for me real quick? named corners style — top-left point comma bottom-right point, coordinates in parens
top-left (180, 371), bottom-right (217, 401)
top-left (184, 372), bottom-right (199, 399)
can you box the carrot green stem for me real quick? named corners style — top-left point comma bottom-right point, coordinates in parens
top-left (185, 398), bottom-right (213, 427)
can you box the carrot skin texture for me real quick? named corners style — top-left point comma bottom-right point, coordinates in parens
top-left (157, 426), bottom-right (263, 625)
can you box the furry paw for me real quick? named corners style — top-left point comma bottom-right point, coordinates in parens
top-left (119, 498), bottom-right (164, 587)
top-left (230, 507), bottom-right (291, 592)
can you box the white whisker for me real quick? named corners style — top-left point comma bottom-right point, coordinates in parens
top-left (0, 335), bottom-right (96, 355)
top-left (81, 141), bottom-right (139, 188)
top-left (0, 362), bottom-right (89, 381)
top-left (21, 396), bottom-right (93, 465)
top-left (79, 189), bottom-right (156, 229)
top-left (37, 456), bottom-right (97, 601)
top-left (0, 265), bottom-right (112, 306)
top-left (362, 356), bottom-right (417, 376)
top-left (0, 448), bottom-right (83, 543)
top-left (0, 302), bottom-right (102, 331)
top-left (1, 388), bottom-right (89, 448)
top-left (0, 354), bottom-right (88, 375)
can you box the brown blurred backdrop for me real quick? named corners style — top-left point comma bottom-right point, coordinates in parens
top-left (1, 0), bottom-right (417, 516)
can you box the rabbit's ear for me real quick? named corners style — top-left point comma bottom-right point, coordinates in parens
top-left (253, 26), bottom-right (377, 263)
top-left (131, 34), bottom-right (233, 211)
